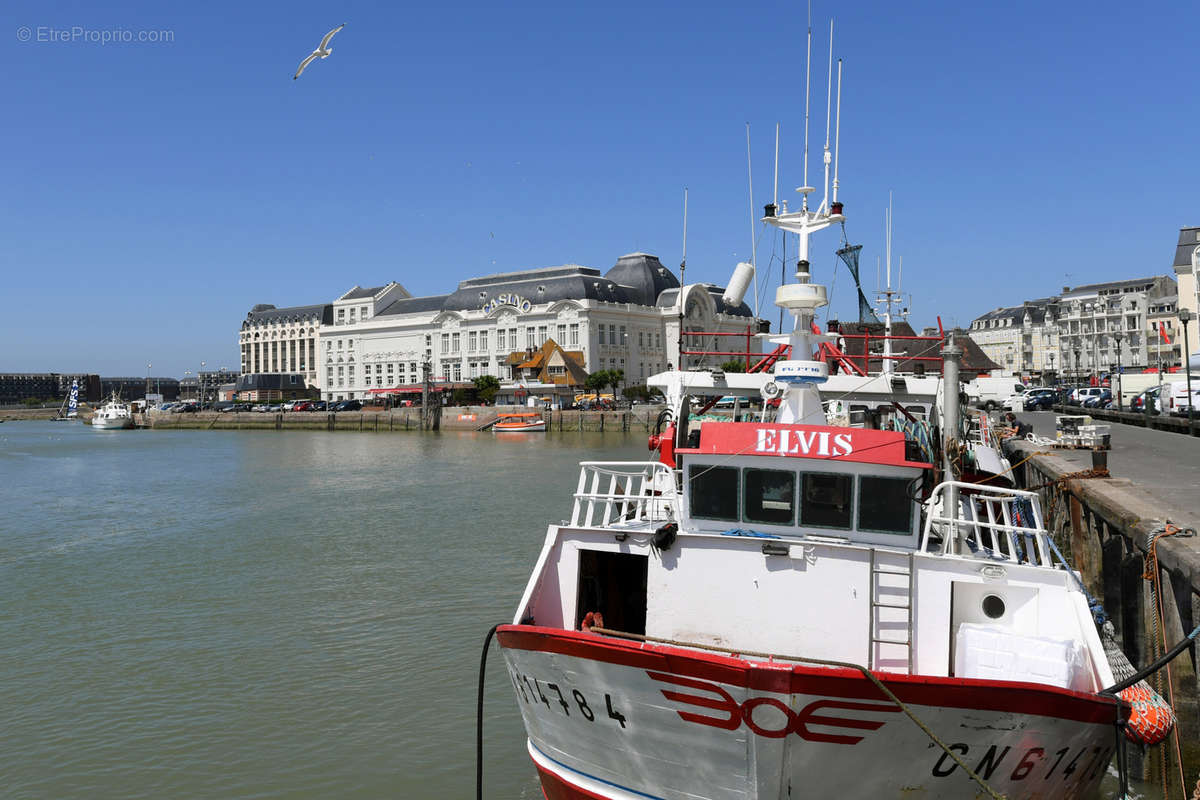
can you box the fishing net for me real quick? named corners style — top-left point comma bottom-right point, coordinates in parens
top-left (835, 244), bottom-right (881, 325)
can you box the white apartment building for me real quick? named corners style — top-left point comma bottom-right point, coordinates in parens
top-left (969, 276), bottom-right (1177, 381)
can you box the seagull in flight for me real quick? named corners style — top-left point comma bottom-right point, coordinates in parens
top-left (293, 23), bottom-right (345, 80)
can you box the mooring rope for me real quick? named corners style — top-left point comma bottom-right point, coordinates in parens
top-left (476, 623), bottom-right (501, 800)
top-left (590, 626), bottom-right (1006, 800)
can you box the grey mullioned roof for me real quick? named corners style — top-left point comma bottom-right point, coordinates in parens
top-left (244, 303), bottom-right (333, 326)
top-left (1061, 276), bottom-right (1167, 299)
top-left (603, 253), bottom-right (680, 307)
top-left (973, 296), bottom-right (1059, 326)
top-left (377, 294), bottom-right (452, 316)
top-left (340, 285), bottom-right (389, 301)
top-left (441, 264), bottom-right (627, 311)
top-left (1174, 227), bottom-right (1200, 269)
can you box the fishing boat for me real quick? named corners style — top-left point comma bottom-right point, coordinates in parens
top-left (493, 36), bottom-right (1138, 797)
top-left (90, 393), bottom-right (133, 430)
top-left (493, 412), bottom-right (547, 433)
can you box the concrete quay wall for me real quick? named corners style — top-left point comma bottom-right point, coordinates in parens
top-left (1008, 440), bottom-right (1200, 785)
top-left (143, 406), bottom-right (669, 433)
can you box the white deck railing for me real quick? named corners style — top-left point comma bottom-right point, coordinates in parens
top-left (920, 480), bottom-right (1054, 567)
top-left (570, 462), bottom-right (678, 528)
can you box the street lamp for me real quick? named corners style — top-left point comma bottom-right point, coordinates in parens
top-left (1180, 308), bottom-right (1194, 434)
top-left (200, 360), bottom-right (206, 408)
top-left (1112, 331), bottom-right (1123, 411)
top-left (1073, 349), bottom-right (1081, 383)
top-left (184, 370), bottom-right (192, 400)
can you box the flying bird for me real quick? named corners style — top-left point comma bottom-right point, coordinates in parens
top-left (293, 23), bottom-right (345, 80)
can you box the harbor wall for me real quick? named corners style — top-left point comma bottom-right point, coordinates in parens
top-left (142, 406), bottom-right (670, 433)
top-left (1009, 442), bottom-right (1200, 789)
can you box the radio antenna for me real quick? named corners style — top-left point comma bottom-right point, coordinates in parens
top-left (678, 187), bottom-right (688, 370)
top-left (832, 58), bottom-right (843, 205)
top-left (801, 12), bottom-right (813, 211)
top-left (820, 19), bottom-right (834, 214)
top-left (746, 123), bottom-right (760, 316)
top-left (773, 123), bottom-right (780, 210)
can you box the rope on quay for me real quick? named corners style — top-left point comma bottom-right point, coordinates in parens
top-left (476, 623), bottom-right (501, 800)
top-left (590, 627), bottom-right (1006, 800)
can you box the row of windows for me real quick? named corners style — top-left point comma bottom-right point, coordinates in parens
top-left (336, 305), bottom-right (371, 324)
top-left (688, 466), bottom-right (915, 536)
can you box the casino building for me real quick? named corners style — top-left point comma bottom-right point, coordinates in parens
top-left (239, 253), bottom-right (762, 401)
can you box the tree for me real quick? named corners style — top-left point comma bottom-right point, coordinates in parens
top-left (472, 374), bottom-right (500, 405)
top-left (585, 370), bottom-right (610, 393)
top-left (605, 369), bottom-right (625, 399)
top-left (720, 359), bottom-right (748, 373)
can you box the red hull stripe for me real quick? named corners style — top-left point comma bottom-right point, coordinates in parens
top-left (498, 625), bottom-right (1121, 725)
top-left (531, 741), bottom-right (664, 800)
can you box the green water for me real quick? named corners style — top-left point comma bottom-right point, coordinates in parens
top-left (0, 421), bottom-right (647, 799)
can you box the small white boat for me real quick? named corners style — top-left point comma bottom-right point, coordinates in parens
top-left (493, 412), bottom-right (547, 432)
top-left (91, 394), bottom-right (133, 430)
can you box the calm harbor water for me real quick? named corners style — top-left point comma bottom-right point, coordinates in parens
top-left (0, 421), bottom-right (646, 799)
top-left (0, 421), bottom-right (1148, 799)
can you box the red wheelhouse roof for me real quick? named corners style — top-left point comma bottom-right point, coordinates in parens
top-left (681, 422), bottom-right (929, 469)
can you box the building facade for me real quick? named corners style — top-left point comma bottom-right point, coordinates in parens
top-left (240, 254), bottom-right (760, 402)
top-left (239, 302), bottom-right (334, 390)
top-left (969, 275), bottom-right (1177, 381)
top-left (1173, 226), bottom-right (1200, 357)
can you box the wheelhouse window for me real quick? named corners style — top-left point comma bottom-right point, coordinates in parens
top-left (799, 472), bottom-right (852, 529)
top-left (858, 476), bottom-right (914, 535)
top-left (743, 469), bottom-right (795, 525)
top-left (689, 466), bottom-right (739, 521)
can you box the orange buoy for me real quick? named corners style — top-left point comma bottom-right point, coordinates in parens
top-left (1118, 683), bottom-right (1176, 745)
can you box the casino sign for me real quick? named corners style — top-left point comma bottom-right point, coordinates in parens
top-left (482, 293), bottom-right (533, 314)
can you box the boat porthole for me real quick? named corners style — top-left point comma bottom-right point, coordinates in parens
top-left (982, 594), bottom-right (1006, 619)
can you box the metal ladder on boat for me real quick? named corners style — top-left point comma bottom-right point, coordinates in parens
top-left (868, 549), bottom-right (915, 674)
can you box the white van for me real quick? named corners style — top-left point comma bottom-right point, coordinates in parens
top-left (965, 377), bottom-right (1028, 411)
top-left (1165, 381), bottom-right (1200, 416)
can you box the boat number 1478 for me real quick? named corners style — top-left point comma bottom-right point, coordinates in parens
top-left (509, 667), bottom-right (628, 730)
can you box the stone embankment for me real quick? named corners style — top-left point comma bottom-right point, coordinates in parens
top-left (1007, 439), bottom-right (1200, 786)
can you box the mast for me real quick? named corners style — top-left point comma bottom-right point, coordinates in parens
top-left (678, 188), bottom-right (688, 370)
top-left (761, 15), bottom-right (846, 425)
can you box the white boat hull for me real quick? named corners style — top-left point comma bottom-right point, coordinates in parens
top-left (91, 414), bottom-right (133, 429)
top-left (499, 626), bottom-right (1122, 800)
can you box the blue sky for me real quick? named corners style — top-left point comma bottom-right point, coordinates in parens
top-left (4, 0), bottom-right (1197, 376)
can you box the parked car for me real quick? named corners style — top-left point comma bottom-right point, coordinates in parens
top-left (292, 401), bottom-right (312, 412)
top-left (252, 404), bottom-right (269, 412)
top-left (1003, 387), bottom-right (1057, 411)
top-left (1132, 387), bottom-right (1162, 414)
top-left (1067, 387), bottom-right (1105, 406)
top-left (281, 401), bottom-right (298, 412)
top-left (309, 401), bottom-right (328, 411)
top-left (332, 399), bottom-right (363, 412)
top-left (1081, 390), bottom-right (1113, 409)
